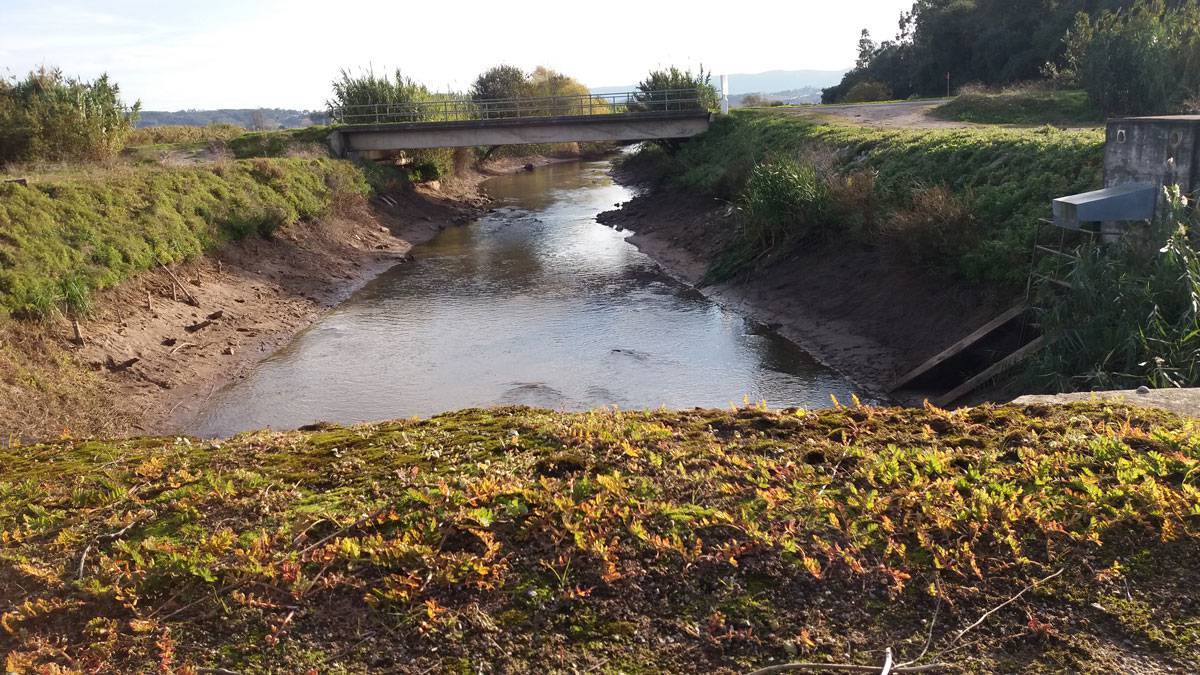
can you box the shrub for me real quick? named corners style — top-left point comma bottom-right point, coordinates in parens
top-left (470, 65), bottom-right (601, 119)
top-left (1078, 0), bottom-right (1200, 115)
top-left (327, 67), bottom-right (431, 123)
top-left (708, 158), bottom-right (830, 281)
top-left (842, 80), bottom-right (892, 103)
top-left (882, 185), bottom-right (978, 270)
top-left (825, 168), bottom-right (880, 241)
top-left (933, 88), bottom-right (1102, 125)
top-left (0, 67), bottom-right (140, 164)
top-left (643, 111), bottom-right (1104, 288)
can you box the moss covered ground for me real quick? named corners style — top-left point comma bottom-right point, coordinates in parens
top-left (3, 402), bottom-right (1198, 673)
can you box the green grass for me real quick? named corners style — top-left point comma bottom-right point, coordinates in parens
top-left (2, 402), bottom-right (1198, 672)
top-left (627, 110), bottom-right (1104, 288)
top-left (125, 123), bottom-right (247, 147)
top-left (932, 89), bottom-right (1103, 126)
top-left (225, 126), bottom-right (334, 159)
top-left (0, 158), bottom-right (369, 319)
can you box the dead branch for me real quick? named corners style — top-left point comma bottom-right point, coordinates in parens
top-left (950, 568), bottom-right (1064, 645)
top-left (77, 518), bottom-right (144, 579)
top-left (744, 661), bottom-right (946, 674)
top-left (896, 575), bottom-right (943, 668)
top-left (159, 260), bottom-right (199, 307)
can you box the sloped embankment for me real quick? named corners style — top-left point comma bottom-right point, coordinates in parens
top-left (601, 112), bottom-right (1106, 395)
top-left (0, 158), bottom-right (484, 440)
top-left (2, 402), bottom-right (1198, 672)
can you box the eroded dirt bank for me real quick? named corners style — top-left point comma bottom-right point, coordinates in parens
top-left (1, 166), bottom-right (528, 442)
top-left (598, 179), bottom-right (1006, 400)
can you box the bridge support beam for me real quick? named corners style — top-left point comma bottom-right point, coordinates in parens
top-left (329, 112), bottom-right (711, 155)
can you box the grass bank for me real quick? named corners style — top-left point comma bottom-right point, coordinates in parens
top-left (932, 89), bottom-right (1104, 126)
top-left (0, 158), bottom-right (369, 319)
top-left (625, 110), bottom-right (1104, 290)
top-left (2, 402), bottom-right (1197, 672)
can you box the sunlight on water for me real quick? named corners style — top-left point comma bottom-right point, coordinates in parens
top-left (190, 159), bottom-right (869, 436)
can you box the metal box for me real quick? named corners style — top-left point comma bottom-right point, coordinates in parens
top-left (1052, 182), bottom-right (1158, 230)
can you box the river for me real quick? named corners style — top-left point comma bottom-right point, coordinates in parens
top-left (189, 158), bottom-right (867, 437)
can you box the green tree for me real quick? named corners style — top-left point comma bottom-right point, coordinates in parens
top-left (822, 0), bottom-right (1144, 103)
top-left (470, 65), bottom-right (528, 118)
top-left (0, 67), bottom-right (140, 164)
top-left (634, 66), bottom-right (719, 112)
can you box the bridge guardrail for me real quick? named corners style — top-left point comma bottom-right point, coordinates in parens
top-left (328, 89), bottom-right (707, 126)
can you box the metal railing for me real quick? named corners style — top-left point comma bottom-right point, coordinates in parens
top-left (329, 89), bottom-right (707, 126)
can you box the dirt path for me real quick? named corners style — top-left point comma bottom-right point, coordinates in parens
top-left (772, 98), bottom-right (969, 129)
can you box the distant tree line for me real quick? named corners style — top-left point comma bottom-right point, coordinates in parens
top-left (825, 0), bottom-right (1200, 115)
top-left (137, 109), bottom-right (324, 129)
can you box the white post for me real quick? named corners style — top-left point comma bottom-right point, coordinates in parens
top-left (720, 74), bottom-right (730, 115)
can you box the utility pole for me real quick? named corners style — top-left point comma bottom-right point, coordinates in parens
top-left (720, 74), bottom-right (730, 115)
top-left (946, 72), bottom-right (951, 98)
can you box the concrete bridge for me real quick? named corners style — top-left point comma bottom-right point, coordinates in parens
top-left (327, 90), bottom-right (712, 156)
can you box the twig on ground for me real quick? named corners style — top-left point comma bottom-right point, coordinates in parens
top-left (880, 647), bottom-right (894, 675)
top-left (896, 574), bottom-right (943, 668)
top-left (744, 661), bottom-right (946, 674)
top-left (159, 260), bottom-right (199, 307)
top-left (950, 568), bottom-right (1064, 645)
top-left (77, 517), bottom-right (144, 579)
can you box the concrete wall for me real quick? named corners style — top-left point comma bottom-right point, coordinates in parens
top-left (331, 112), bottom-right (711, 153)
top-left (1105, 116), bottom-right (1200, 192)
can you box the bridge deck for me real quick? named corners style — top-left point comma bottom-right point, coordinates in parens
top-left (330, 110), bottom-right (712, 154)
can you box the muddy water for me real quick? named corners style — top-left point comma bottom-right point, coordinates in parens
top-left (190, 159), bottom-right (868, 437)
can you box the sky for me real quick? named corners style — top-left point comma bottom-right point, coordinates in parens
top-left (0, 0), bottom-right (913, 111)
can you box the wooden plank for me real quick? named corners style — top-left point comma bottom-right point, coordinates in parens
top-left (888, 304), bottom-right (1028, 392)
top-left (933, 336), bottom-right (1046, 408)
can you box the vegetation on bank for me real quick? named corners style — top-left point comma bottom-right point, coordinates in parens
top-left (1032, 188), bottom-right (1200, 391)
top-left (0, 158), bottom-right (368, 319)
top-left (932, 88), bottom-right (1103, 126)
top-left (625, 110), bottom-right (1103, 288)
top-left (3, 403), bottom-right (1198, 673)
top-left (124, 123), bottom-right (246, 147)
top-left (0, 67), bottom-right (140, 164)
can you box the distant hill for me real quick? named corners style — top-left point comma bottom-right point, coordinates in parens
top-left (730, 87), bottom-right (824, 107)
top-left (136, 109), bottom-right (325, 129)
top-left (591, 69), bottom-right (846, 96)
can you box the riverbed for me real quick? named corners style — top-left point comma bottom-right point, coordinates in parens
top-left (189, 159), bottom-right (867, 436)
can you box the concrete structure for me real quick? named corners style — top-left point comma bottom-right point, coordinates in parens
top-left (329, 111), bottom-right (712, 156)
top-left (1014, 388), bottom-right (1200, 419)
top-left (1105, 115), bottom-right (1200, 192)
top-left (1051, 115), bottom-right (1200, 234)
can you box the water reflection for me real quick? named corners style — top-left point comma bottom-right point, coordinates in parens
top-left (190, 160), bottom-right (868, 436)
